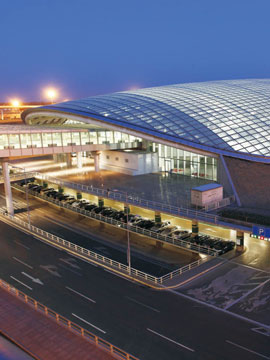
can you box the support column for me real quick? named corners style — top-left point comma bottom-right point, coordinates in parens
top-left (236, 230), bottom-right (244, 251)
top-left (191, 220), bottom-right (199, 237)
top-left (98, 198), bottom-right (104, 207)
top-left (93, 152), bottom-right (100, 172)
top-left (66, 153), bottom-right (72, 167)
top-left (155, 212), bottom-right (161, 224)
top-left (2, 162), bottom-right (14, 216)
top-left (77, 152), bottom-right (82, 169)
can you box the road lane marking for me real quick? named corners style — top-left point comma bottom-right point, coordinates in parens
top-left (21, 272), bottom-right (44, 285)
top-left (226, 340), bottom-right (270, 359)
top-left (12, 257), bottom-right (33, 269)
top-left (40, 265), bottom-right (62, 278)
top-left (252, 327), bottom-right (270, 337)
top-left (147, 328), bottom-right (194, 352)
top-left (71, 313), bottom-right (105, 334)
top-left (59, 257), bottom-right (81, 269)
top-left (168, 288), bottom-right (270, 330)
top-left (10, 276), bottom-right (32, 290)
top-left (59, 264), bottom-right (82, 276)
top-left (66, 286), bottom-right (96, 303)
top-left (125, 296), bottom-right (160, 313)
top-left (14, 240), bottom-right (30, 250)
top-left (225, 278), bottom-right (270, 310)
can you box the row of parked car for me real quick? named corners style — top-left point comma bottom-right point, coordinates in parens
top-left (17, 179), bottom-right (235, 254)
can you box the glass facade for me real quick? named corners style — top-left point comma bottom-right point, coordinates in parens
top-left (0, 130), bottom-right (141, 150)
top-left (153, 143), bottom-right (217, 181)
top-left (35, 79), bottom-right (270, 158)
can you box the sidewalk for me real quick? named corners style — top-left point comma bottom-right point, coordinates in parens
top-left (0, 287), bottom-right (116, 360)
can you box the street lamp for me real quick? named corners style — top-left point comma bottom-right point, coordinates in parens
top-left (113, 189), bottom-right (131, 273)
top-left (45, 88), bottom-right (57, 104)
top-left (11, 99), bottom-right (21, 108)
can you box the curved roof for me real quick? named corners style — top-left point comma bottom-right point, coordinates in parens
top-left (23, 79), bottom-right (270, 160)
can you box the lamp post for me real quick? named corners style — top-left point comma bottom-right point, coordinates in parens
top-left (126, 192), bottom-right (131, 274)
top-left (46, 89), bottom-right (57, 104)
top-left (113, 189), bottom-right (131, 273)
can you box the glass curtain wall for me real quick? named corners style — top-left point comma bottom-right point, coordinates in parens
top-left (153, 143), bottom-right (217, 181)
top-left (0, 130), bottom-right (142, 150)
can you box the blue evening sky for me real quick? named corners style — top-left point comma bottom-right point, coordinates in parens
top-left (1, 0), bottom-right (270, 101)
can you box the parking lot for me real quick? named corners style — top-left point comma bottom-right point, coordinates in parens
top-left (14, 178), bottom-right (236, 257)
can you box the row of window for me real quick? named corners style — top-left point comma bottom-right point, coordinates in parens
top-left (0, 131), bottom-right (141, 150)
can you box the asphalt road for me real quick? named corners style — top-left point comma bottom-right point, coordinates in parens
top-left (1, 220), bottom-right (269, 360)
top-left (0, 189), bottom-right (181, 277)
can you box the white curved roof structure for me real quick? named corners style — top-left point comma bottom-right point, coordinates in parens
top-left (22, 79), bottom-right (270, 161)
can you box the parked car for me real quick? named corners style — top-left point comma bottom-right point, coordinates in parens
top-left (93, 206), bottom-right (105, 214)
top-left (169, 229), bottom-right (189, 239)
top-left (42, 187), bottom-right (55, 193)
top-left (158, 226), bottom-right (178, 235)
top-left (84, 203), bottom-right (98, 211)
top-left (150, 221), bottom-right (171, 232)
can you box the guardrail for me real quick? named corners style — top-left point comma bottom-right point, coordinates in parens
top-left (12, 183), bottom-right (220, 257)
top-left (30, 172), bottom-right (252, 229)
top-left (0, 278), bottom-right (139, 360)
top-left (0, 204), bottom-right (208, 285)
top-left (9, 170), bottom-right (253, 230)
top-left (203, 195), bottom-right (236, 212)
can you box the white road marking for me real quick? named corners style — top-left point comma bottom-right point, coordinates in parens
top-left (10, 276), bottom-right (32, 290)
top-left (249, 257), bottom-right (259, 265)
top-left (230, 260), bottom-right (270, 275)
top-left (167, 288), bottom-right (270, 330)
top-left (14, 240), bottom-right (30, 250)
top-left (225, 278), bottom-right (270, 310)
top-left (59, 263), bottom-right (82, 276)
top-left (147, 328), bottom-right (194, 352)
top-left (21, 272), bottom-right (44, 285)
top-left (251, 327), bottom-right (270, 337)
top-left (71, 313), bottom-right (106, 334)
top-left (125, 296), bottom-right (160, 313)
top-left (12, 257), bottom-right (33, 269)
top-left (59, 257), bottom-right (81, 269)
top-left (226, 340), bottom-right (270, 359)
top-left (66, 286), bottom-right (96, 303)
top-left (40, 265), bottom-right (62, 277)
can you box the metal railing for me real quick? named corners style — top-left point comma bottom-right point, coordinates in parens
top-left (30, 172), bottom-right (252, 229)
top-left (0, 278), bottom-right (139, 360)
top-left (12, 183), bottom-right (220, 257)
top-left (203, 195), bottom-right (235, 212)
top-left (0, 205), bottom-right (208, 285)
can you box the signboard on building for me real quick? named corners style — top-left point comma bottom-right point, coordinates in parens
top-left (252, 225), bottom-right (270, 241)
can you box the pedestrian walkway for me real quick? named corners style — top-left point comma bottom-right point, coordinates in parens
top-left (0, 286), bottom-right (122, 360)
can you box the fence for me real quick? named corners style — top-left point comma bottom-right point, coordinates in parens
top-left (31, 172), bottom-right (252, 229)
top-left (203, 195), bottom-right (236, 212)
top-left (0, 205), bottom-right (208, 285)
top-left (0, 278), bottom-right (139, 360)
top-left (12, 183), bottom-right (220, 257)
top-left (9, 170), bottom-right (254, 230)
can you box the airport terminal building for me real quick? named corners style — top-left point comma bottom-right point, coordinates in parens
top-left (21, 79), bottom-right (270, 208)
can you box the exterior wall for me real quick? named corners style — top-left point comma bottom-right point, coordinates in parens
top-left (100, 150), bottom-right (158, 176)
top-left (191, 186), bottom-right (223, 207)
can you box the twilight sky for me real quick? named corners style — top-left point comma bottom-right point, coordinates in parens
top-left (1, 0), bottom-right (270, 102)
